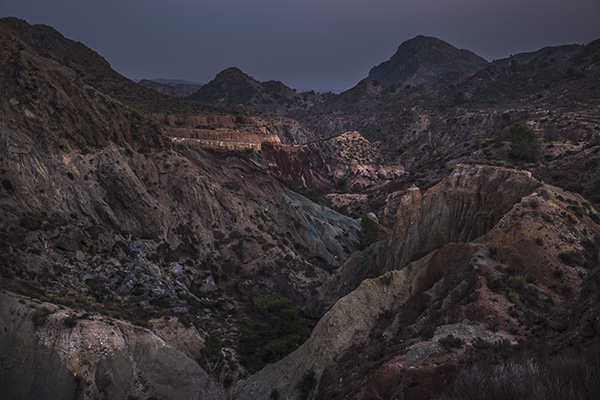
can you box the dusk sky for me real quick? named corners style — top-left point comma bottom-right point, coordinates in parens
top-left (4, 0), bottom-right (600, 91)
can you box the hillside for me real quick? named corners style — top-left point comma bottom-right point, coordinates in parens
top-left (0, 20), bottom-right (364, 399)
top-left (0, 17), bottom-right (315, 146)
top-left (301, 38), bottom-right (600, 202)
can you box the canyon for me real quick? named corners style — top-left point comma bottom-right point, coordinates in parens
top-left (1, 16), bottom-right (600, 400)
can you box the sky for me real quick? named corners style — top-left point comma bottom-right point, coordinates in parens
top-left (3, 0), bottom-right (600, 92)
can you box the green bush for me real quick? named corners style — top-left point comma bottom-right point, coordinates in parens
top-left (508, 123), bottom-right (541, 162)
top-left (198, 334), bottom-right (224, 374)
top-left (493, 130), bottom-right (505, 148)
top-left (296, 369), bottom-right (317, 400)
top-left (63, 314), bottom-right (78, 328)
top-left (85, 278), bottom-right (110, 301)
top-left (431, 230), bottom-right (448, 251)
top-left (507, 275), bottom-right (527, 292)
top-left (32, 306), bottom-right (51, 328)
top-left (239, 293), bottom-right (307, 371)
top-left (357, 216), bottom-right (379, 250)
top-left (439, 334), bottom-right (464, 351)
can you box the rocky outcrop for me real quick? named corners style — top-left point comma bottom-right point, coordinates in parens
top-left (167, 128), bottom-right (282, 152)
top-left (0, 294), bottom-right (80, 399)
top-left (316, 176), bottom-right (600, 399)
top-left (146, 112), bottom-right (263, 130)
top-left (0, 292), bottom-right (222, 400)
top-left (146, 112), bottom-right (317, 145)
top-left (389, 164), bottom-right (542, 268)
top-left (261, 131), bottom-right (404, 193)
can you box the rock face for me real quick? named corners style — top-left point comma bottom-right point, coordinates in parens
top-left (389, 164), bottom-right (542, 268)
top-left (368, 35), bottom-right (489, 86)
top-left (315, 175), bottom-right (600, 399)
top-left (0, 292), bottom-right (222, 400)
top-left (261, 131), bottom-right (404, 193)
top-left (0, 294), bottom-right (80, 400)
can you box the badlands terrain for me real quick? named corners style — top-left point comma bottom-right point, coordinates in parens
top-left (1, 17), bottom-right (600, 400)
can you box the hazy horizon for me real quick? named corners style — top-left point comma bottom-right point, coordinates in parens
top-left (4, 0), bottom-right (600, 92)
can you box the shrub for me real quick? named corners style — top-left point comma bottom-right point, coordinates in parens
top-left (486, 278), bottom-right (504, 293)
top-left (443, 345), bottom-right (600, 400)
top-left (229, 230), bottom-right (243, 240)
top-left (431, 230), bottom-right (448, 251)
top-left (439, 335), bottom-right (464, 350)
top-left (198, 334), bottom-right (224, 374)
top-left (63, 314), bottom-right (78, 328)
top-left (32, 306), bottom-right (51, 327)
top-left (296, 369), bottom-right (317, 400)
top-left (239, 293), bottom-right (307, 371)
top-left (508, 123), bottom-right (541, 162)
top-left (357, 216), bottom-right (379, 250)
top-left (493, 131), bottom-right (505, 148)
top-left (507, 275), bottom-right (527, 293)
top-left (559, 251), bottom-right (584, 266)
top-left (85, 278), bottom-right (110, 301)
top-left (507, 291), bottom-right (521, 305)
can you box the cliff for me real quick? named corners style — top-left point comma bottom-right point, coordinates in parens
top-left (389, 164), bottom-right (542, 268)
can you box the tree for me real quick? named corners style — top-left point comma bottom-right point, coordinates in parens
top-left (508, 123), bottom-right (541, 162)
top-left (239, 293), bottom-right (307, 371)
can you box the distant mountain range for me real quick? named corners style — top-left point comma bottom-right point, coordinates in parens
top-left (187, 35), bottom-right (588, 115)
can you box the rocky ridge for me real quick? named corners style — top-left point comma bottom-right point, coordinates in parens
top-left (235, 164), bottom-right (600, 399)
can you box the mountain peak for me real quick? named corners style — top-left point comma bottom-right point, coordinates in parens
top-left (214, 66), bottom-right (255, 82)
top-left (368, 36), bottom-right (489, 86)
top-left (187, 66), bottom-right (262, 105)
